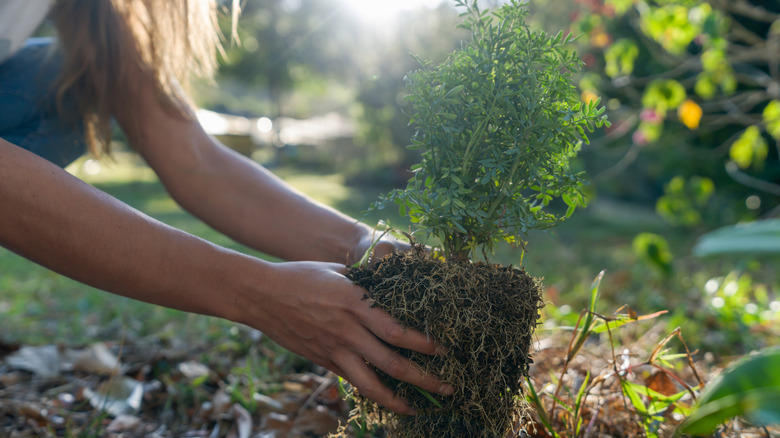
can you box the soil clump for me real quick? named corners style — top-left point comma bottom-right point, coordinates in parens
top-left (344, 247), bottom-right (544, 437)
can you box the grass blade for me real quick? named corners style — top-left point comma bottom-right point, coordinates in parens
top-left (568, 270), bottom-right (604, 361)
top-left (413, 386), bottom-right (443, 408)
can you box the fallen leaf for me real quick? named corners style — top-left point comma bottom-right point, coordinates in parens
top-left (70, 343), bottom-right (124, 375)
top-left (178, 360), bottom-right (211, 381)
top-left (228, 403), bottom-right (252, 438)
top-left (253, 392), bottom-right (285, 414)
top-left (5, 345), bottom-right (61, 378)
top-left (646, 370), bottom-right (678, 397)
top-left (209, 388), bottom-right (233, 420)
top-left (84, 377), bottom-right (144, 417)
top-left (0, 371), bottom-right (24, 387)
top-left (17, 402), bottom-right (48, 425)
top-left (289, 407), bottom-right (340, 437)
top-left (106, 414), bottom-right (142, 433)
top-left (260, 412), bottom-right (293, 436)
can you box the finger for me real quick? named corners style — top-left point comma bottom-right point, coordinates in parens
top-left (362, 307), bottom-right (441, 356)
top-left (338, 354), bottom-right (417, 415)
top-left (361, 338), bottom-right (454, 397)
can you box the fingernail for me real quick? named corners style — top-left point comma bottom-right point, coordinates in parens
top-left (440, 383), bottom-right (455, 395)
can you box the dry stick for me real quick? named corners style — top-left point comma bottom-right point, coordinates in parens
top-left (297, 374), bottom-right (338, 416)
top-left (582, 402), bottom-right (601, 438)
top-left (672, 329), bottom-right (705, 390)
top-left (726, 161), bottom-right (780, 198)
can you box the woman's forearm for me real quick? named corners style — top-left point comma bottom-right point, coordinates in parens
top-left (0, 138), bottom-right (257, 319)
top-left (145, 130), bottom-right (372, 264)
top-left (112, 65), bottom-right (373, 265)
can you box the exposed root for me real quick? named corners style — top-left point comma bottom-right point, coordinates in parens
top-left (340, 248), bottom-right (544, 437)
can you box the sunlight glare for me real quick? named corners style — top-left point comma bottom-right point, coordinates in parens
top-left (340, 0), bottom-right (445, 26)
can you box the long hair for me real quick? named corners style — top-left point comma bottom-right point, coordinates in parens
top-left (50, 0), bottom-right (233, 156)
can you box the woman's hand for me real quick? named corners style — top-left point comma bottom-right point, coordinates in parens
top-left (232, 260), bottom-right (452, 415)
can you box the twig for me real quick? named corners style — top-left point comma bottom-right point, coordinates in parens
top-left (583, 402), bottom-right (601, 438)
top-left (726, 161), bottom-right (780, 197)
top-left (297, 374), bottom-right (338, 415)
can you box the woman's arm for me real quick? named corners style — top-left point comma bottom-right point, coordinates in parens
top-left (116, 74), bottom-right (380, 265)
top-left (0, 137), bottom-right (450, 414)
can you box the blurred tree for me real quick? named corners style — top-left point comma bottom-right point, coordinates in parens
top-left (568, 0), bottom-right (780, 228)
top-left (202, 0), bottom-right (468, 181)
top-left (215, 0), bottom-right (354, 117)
top-left (349, 5), bottom-right (466, 183)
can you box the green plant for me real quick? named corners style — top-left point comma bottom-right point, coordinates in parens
top-left (693, 219), bottom-right (780, 257)
top-left (526, 272), bottom-right (703, 438)
top-left (376, 0), bottom-right (609, 260)
top-left (571, 0), bottom-right (780, 226)
top-left (680, 346), bottom-right (780, 435)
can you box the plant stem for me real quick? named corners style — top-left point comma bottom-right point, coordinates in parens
top-left (461, 92), bottom-right (499, 174)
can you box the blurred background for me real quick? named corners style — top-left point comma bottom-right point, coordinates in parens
top-left (4, 0), bottom-right (780, 383)
top-left (180, 0), bottom-right (780, 356)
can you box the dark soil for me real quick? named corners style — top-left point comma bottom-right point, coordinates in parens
top-left (343, 247), bottom-right (544, 437)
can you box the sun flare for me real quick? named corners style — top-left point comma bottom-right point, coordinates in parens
top-left (339, 0), bottom-right (445, 27)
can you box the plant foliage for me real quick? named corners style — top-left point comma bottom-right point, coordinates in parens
top-left (680, 346), bottom-right (780, 435)
top-left (693, 219), bottom-right (780, 257)
top-left (375, 0), bottom-right (609, 260)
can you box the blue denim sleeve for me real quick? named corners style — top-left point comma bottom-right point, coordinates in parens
top-left (0, 37), bottom-right (87, 168)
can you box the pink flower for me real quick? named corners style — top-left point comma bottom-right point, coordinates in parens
top-left (640, 108), bottom-right (662, 123)
top-left (632, 129), bottom-right (648, 145)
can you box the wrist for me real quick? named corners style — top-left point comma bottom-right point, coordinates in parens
top-left (345, 223), bottom-right (378, 265)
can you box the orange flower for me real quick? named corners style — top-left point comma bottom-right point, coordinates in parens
top-left (590, 29), bottom-right (612, 48)
top-left (678, 99), bottom-right (703, 129)
top-left (581, 90), bottom-right (599, 105)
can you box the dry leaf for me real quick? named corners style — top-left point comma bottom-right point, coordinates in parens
top-left (253, 392), bottom-right (285, 414)
top-left (289, 407), bottom-right (340, 437)
top-left (260, 412), bottom-right (293, 436)
top-left (5, 345), bottom-right (61, 378)
top-left (17, 402), bottom-right (48, 425)
top-left (646, 370), bottom-right (678, 397)
top-left (209, 388), bottom-right (233, 420)
top-left (178, 360), bottom-right (211, 381)
top-left (84, 377), bottom-right (144, 417)
top-left (70, 343), bottom-right (124, 375)
top-left (106, 414), bottom-right (142, 433)
top-left (228, 403), bottom-right (252, 438)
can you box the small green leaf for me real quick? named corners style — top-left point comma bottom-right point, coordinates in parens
top-left (763, 100), bottom-right (780, 139)
top-left (621, 379), bottom-right (648, 415)
top-left (413, 386), bottom-right (443, 408)
top-left (730, 126), bottom-right (768, 170)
